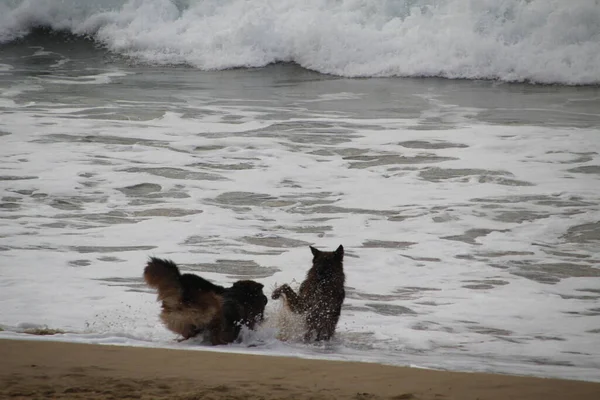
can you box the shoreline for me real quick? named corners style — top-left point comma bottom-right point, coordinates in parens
top-left (2, 338), bottom-right (599, 400)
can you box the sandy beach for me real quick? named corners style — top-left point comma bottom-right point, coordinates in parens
top-left (1, 339), bottom-right (599, 400)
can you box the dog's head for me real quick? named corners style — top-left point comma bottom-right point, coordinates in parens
top-left (231, 280), bottom-right (268, 325)
top-left (310, 244), bottom-right (344, 279)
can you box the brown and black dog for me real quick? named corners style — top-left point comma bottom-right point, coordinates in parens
top-left (272, 245), bottom-right (345, 341)
top-left (144, 257), bottom-right (268, 345)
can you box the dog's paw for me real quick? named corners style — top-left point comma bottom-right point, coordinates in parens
top-left (271, 284), bottom-right (287, 299)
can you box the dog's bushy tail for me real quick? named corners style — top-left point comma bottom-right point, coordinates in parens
top-left (144, 257), bottom-right (183, 306)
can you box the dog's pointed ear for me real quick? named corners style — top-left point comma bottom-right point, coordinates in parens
top-left (310, 246), bottom-right (320, 257)
top-left (335, 244), bottom-right (344, 258)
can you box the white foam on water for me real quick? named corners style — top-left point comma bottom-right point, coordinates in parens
top-left (1, 0), bottom-right (599, 84)
top-left (0, 83), bottom-right (44, 97)
top-left (0, 63), bottom-right (14, 73)
top-left (1, 85), bottom-right (600, 383)
top-left (39, 70), bottom-right (132, 85)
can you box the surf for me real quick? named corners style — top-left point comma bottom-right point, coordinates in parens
top-left (2, 0), bottom-right (599, 84)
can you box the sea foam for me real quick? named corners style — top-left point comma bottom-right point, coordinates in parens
top-left (1, 0), bottom-right (599, 84)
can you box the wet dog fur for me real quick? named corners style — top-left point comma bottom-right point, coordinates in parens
top-left (272, 245), bottom-right (345, 341)
top-left (144, 257), bottom-right (268, 345)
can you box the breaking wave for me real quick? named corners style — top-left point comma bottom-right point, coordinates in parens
top-left (1, 0), bottom-right (599, 84)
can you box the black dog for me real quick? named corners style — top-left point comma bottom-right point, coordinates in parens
top-left (272, 245), bottom-right (345, 341)
top-left (144, 257), bottom-right (268, 345)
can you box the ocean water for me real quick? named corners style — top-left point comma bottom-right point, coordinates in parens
top-left (1, 0), bottom-right (600, 383)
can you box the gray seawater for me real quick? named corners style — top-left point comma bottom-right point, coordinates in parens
top-left (1, 31), bottom-right (600, 381)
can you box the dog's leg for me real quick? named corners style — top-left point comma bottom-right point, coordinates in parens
top-left (315, 325), bottom-right (332, 342)
top-left (272, 284), bottom-right (305, 313)
top-left (217, 325), bottom-right (239, 345)
top-left (208, 312), bottom-right (240, 346)
top-left (176, 324), bottom-right (203, 342)
top-left (207, 315), bottom-right (224, 345)
top-left (319, 308), bottom-right (340, 341)
top-left (304, 330), bottom-right (314, 342)
top-left (304, 308), bottom-right (322, 342)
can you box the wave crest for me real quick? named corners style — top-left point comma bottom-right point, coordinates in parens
top-left (1, 0), bottom-right (599, 84)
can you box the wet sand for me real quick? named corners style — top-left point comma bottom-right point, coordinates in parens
top-left (1, 339), bottom-right (599, 400)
